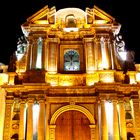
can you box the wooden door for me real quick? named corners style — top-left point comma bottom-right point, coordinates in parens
top-left (55, 110), bottom-right (90, 140)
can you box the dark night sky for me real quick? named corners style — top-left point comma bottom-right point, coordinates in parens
top-left (1, 0), bottom-right (140, 65)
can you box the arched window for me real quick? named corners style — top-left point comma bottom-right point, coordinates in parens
top-left (64, 50), bottom-right (80, 71)
top-left (65, 14), bottom-right (77, 28)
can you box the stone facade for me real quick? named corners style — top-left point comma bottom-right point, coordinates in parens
top-left (0, 5), bottom-right (140, 140)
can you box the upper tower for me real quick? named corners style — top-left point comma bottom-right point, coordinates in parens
top-left (14, 5), bottom-right (136, 85)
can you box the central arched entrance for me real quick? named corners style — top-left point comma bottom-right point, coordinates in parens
top-left (55, 110), bottom-right (90, 140)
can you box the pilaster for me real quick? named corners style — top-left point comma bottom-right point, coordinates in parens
top-left (19, 100), bottom-right (26, 140)
top-left (101, 100), bottom-right (108, 140)
top-left (118, 99), bottom-right (127, 140)
top-left (46, 101), bottom-right (50, 140)
top-left (3, 99), bottom-right (14, 140)
top-left (94, 35), bottom-right (102, 70)
top-left (26, 36), bottom-right (33, 70)
top-left (131, 99), bottom-right (140, 140)
top-left (42, 38), bottom-right (47, 70)
top-left (48, 38), bottom-right (60, 74)
top-left (104, 36), bottom-right (111, 69)
top-left (26, 99), bottom-right (33, 140)
top-left (89, 124), bottom-right (96, 140)
top-left (31, 38), bottom-right (38, 69)
top-left (38, 99), bottom-right (45, 140)
top-left (83, 38), bottom-right (95, 73)
top-left (113, 100), bottom-right (120, 140)
top-left (49, 125), bottom-right (56, 140)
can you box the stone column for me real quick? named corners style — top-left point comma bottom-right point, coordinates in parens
top-left (104, 36), bottom-right (111, 69)
top-left (0, 88), bottom-right (6, 140)
top-left (101, 100), bottom-right (108, 140)
top-left (89, 125), bottom-right (96, 140)
top-left (118, 99), bottom-right (127, 140)
top-left (113, 100), bottom-right (120, 140)
top-left (131, 99), bottom-right (140, 140)
top-left (26, 37), bottom-right (33, 70)
top-left (48, 38), bottom-right (59, 74)
top-left (83, 38), bottom-right (95, 73)
top-left (3, 99), bottom-right (13, 140)
top-left (45, 39), bottom-right (49, 71)
top-left (95, 102), bottom-right (100, 140)
top-left (95, 36), bottom-right (102, 70)
top-left (45, 101), bottom-right (50, 140)
top-left (26, 100), bottom-right (33, 140)
top-left (19, 100), bottom-right (25, 140)
top-left (38, 99), bottom-right (45, 140)
top-left (42, 38), bottom-right (47, 70)
top-left (31, 38), bottom-right (38, 69)
top-left (49, 125), bottom-right (56, 140)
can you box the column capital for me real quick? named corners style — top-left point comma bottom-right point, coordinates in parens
top-left (118, 99), bottom-right (124, 104)
top-left (5, 99), bottom-right (14, 104)
top-left (89, 124), bottom-right (96, 128)
top-left (83, 38), bottom-right (94, 43)
top-left (27, 98), bottom-right (34, 104)
top-left (131, 98), bottom-right (139, 103)
top-left (49, 124), bottom-right (56, 128)
top-left (38, 99), bottom-right (45, 103)
top-left (112, 99), bottom-right (118, 103)
top-left (27, 36), bottom-right (33, 42)
top-left (94, 35), bottom-right (101, 42)
top-left (20, 99), bottom-right (26, 103)
top-left (103, 36), bottom-right (110, 42)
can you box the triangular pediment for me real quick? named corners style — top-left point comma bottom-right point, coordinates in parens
top-left (93, 5), bottom-right (115, 23)
top-left (26, 5), bottom-right (56, 24)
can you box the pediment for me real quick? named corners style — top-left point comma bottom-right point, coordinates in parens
top-left (23, 4), bottom-right (116, 25)
top-left (26, 5), bottom-right (56, 24)
top-left (93, 5), bottom-right (115, 23)
top-left (21, 4), bottom-right (120, 36)
top-left (86, 5), bottom-right (115, 24)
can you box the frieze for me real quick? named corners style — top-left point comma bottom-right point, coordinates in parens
top-left (46, 96), bottom-right (96, 103)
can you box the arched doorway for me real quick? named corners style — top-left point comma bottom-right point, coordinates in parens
top-left (55, 110), bottom-right (90, 140)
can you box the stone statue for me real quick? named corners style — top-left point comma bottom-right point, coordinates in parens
top-left (8, 52), bottom-right (17, 72)
top-left (17, 36), bottom-right (27, 54)
top-left (115, 34), bottom-right (125, 52)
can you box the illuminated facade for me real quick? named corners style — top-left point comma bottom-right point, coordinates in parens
top-left (0, 5), bottom-right (140, 140)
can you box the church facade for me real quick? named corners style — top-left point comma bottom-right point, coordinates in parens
top-left (0, 5), bottom-right (140, 140)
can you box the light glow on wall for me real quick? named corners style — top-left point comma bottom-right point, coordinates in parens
top-left (34, 20), bottom-right (49, 24)
top-left (87, 66), bottom-right (95, 74)
top-left (119, 51), bottom-right (127, 61)
top-left (101, 39), bottom-right (109, 69)
top-left (136, 73), bottom-right (140, 83)
top-left (48, 68), bottom-right (57, 74)
top-left (0, 74), bottom-right (8, 85)
top-left (33, 103), bottom-right (39, 140)
top-left (105, 102), bottom-right (113, 139)
top-left (103, 76), bottom-right (114, 83)
top-left (24, 104), bottom-right (27, 139)
top-left (63, 28), bottom-right (79, 32)
top-left (60, 82), bottom-right (73, 86)
top-left (94, 20), bottom-right (107, 24)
